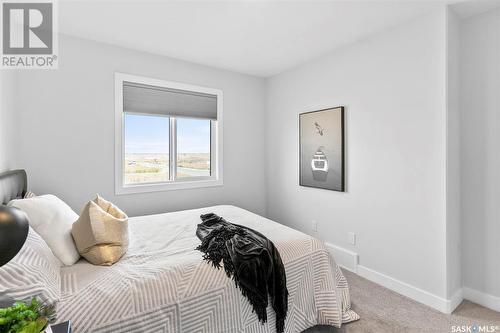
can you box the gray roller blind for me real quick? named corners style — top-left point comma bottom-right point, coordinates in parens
top-left (123, 81), bottom-right (217, 120)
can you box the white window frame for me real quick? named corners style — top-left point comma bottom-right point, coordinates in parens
top-left (115, 72), bottom-right (223, 194)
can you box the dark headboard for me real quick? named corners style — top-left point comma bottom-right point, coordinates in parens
top-left (0, 170), bottom-right (27, 205)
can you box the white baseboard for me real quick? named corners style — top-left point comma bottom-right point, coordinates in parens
top-left (356, 265), bottom-right (452, 313)
top-left (324, 244), bottom-right (500, 314)
top-left (324, 242), bottom-right (358, 273)
top-left (323, 242), bottom-right (460, 314)
top-left (448, 288), bottom-right (464, 313)
top-left (463, 287), bottom-right (500, 313)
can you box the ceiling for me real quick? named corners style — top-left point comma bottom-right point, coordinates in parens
top-left (58, 1), bottom-right (499, 77)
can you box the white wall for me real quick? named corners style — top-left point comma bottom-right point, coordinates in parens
top-left (446, 8), bottom-right (462, 301)
top-left (460, 8), bottom-right (500, 300)
top-left (0, 71), bottom-right (15, 172)
top-left (266, 10), bottom-right (449, 300)
top-left (11, 35), bottom-right (267, 217)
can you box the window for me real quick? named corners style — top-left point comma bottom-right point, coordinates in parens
top-left (115, 73), bottom-right (223, 194)
top-left (176, 118), bottom-right (211, 178)
top-left (124, 113), bottom-right (170, 184)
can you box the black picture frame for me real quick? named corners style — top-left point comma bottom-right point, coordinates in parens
top-left (299, 106), bottom-right (345, 192)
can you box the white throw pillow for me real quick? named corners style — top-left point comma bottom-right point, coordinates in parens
top-left (9, 195), bottom-right (80, 265)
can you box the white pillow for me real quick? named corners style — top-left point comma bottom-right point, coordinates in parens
top-left (9, 194), bottom-right (80, 265)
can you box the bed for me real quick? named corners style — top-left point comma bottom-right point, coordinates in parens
top-left (0, 170), bottom-right (359, 333)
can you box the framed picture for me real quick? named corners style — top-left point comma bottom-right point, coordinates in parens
top-left (299, 106), bottom-right (345, 192)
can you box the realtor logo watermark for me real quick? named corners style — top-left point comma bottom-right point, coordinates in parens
top-left (1, 0), bottom-right (58, 69)
top-left (451, 324), bottom-right (500, 332)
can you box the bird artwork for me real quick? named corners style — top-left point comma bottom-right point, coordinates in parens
top-left (314, 122), bottom-right (324, 136)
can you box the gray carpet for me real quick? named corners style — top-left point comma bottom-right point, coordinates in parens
top-left (304, 270), bottom-right (500, 332)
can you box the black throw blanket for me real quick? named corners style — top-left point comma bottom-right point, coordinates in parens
top-left (195, 213), bottom-right (289, 333)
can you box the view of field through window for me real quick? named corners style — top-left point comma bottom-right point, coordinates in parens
top-left (124, 114), bottom-right (210, 184)
top-left (177, 118), bottom-right (211, 178)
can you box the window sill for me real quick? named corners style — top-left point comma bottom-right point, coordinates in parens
top-left (115, 178), bottom-right (223, 195)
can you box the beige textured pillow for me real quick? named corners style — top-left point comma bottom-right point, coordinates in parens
top-left (72, 195), bottom-right (128, 266)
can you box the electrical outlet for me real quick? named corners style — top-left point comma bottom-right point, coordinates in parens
top-left (348, 232), bottom-right (356, 245)
top-left (312, 220), bottom-right (318, 232)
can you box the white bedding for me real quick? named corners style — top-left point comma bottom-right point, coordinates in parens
top-left (58, 205), bottom-right (359, 332)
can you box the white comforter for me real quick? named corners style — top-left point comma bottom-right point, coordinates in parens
top-left (58, 205), bottom-right (359, 333)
